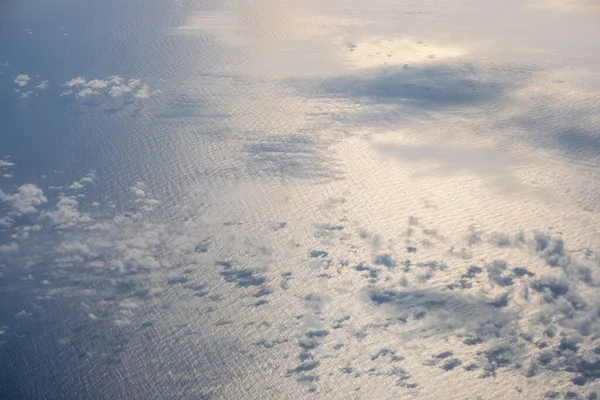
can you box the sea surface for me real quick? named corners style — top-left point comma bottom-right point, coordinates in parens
top-left (1, 0), bottom-right (600, 398)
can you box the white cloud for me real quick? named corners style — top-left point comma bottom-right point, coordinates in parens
top-left (130, 182), bottom-right (146, 198)
top-left (108, 85), bottom-right (132, 98)
top-left (13, 74), bottom-right (30, 87)
top-left (69, 173), bottom-right (95, 189)
top-left (0, 184), bottom-right (47, 214)
top-left (64, 77), bottom-right (86, 87)
top-left (45, 196), bottom-right (92, 228)
top-left (36, 80), bottom-right (49, 90)
top-left (61, 75), bottom-right (152, 103)
top-left (0, 160), bottom-right (14, 167)
top-left (106, 75), bottom-right (124, 85)
top-left (85, 79), bottom-right (108, 89)
top-left (134, 84), bottom-right (150, 99)
top-left (68, 181), bottom-right (84, 190)
top-left (76, 88), bottom-right (95, 98)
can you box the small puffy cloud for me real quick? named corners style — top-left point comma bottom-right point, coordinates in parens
top-left (64, 76), bottom-right (86, 87)
top-left (76, 88), bottom-right (95, 98)
top-left (130, 182), bottom-right (146, 198)
top-left (0, 184), bottom-right (47, 214)
top-left (68, 173), bottom-right (94, 189)
top-left (13, 74), bottom-right (30, 87)
top-left (61, 75), bottom-right (151, 103)
top-left (134, 84), bottom-right (150, 99)
top-left (0, 160), bottom-right (14, 168)
top-left (85, 79), bottom-right (108, 89)
top-left (106, 75), bottom-right (124, 85)
top-left (45, 196), bottom-right (92, 228)
top-left (68, 181), bottom-right (84, 190)
top-left (127, 78), bottom-right (141, 88)
top-left (109, 85), bottom-right (132, 98)
top-left (36, 80), bottom-right (49, 90)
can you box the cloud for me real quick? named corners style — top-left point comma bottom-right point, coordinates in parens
top-left (134, 84), bottom-right (150, 99)
top-left (108, 85), bottom-right (132, 98)
top-left (0, 160), bottom-right (15, 167)
top-left (36, 80), bottom-right (49, 90)
top-left (64, 77), bottom-right (86, 87)
top-left (61, 75), bottom-right (152, 106)
top-left (45, 196), bottom-right (92, 228)
top-left (76, 88), bottom-right (95, 98)
top-left (85, 79), bottom-right (108, 89)
top-left (68, 181), bottom-right (84, 190)
top-left (13, 74), bottom-right (30, 87)
top-left (0, 184), bottom-right (47, 214)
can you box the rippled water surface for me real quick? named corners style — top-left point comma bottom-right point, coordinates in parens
top-left (2, 0), bottom-right (600, 398)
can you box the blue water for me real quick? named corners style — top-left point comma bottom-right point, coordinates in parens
top-left (1, 1), bottom-right (236, 398)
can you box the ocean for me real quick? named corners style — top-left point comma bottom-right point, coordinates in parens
top-left (1, 0), bottom-right (600, 398)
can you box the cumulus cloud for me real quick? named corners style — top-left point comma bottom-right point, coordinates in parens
top-left (36, 80), bottom-right (49, 90)
top-left (85, 79), bottom-right (108, 89)
top-left (64, 77), bottom-right (86, 87)
top-left (108, 84), bottom-right (132, 98)
top-left (0, 184), bottom-right (47, 214)
top-left (0, 160), bottom-right (15, 167)
top-left (67, 174), bottom-right (95, 190)
top-left (13, 74), bottom-right (30, 87)
top-left (45, 196), bottom-right (92, 228)
top-left (61, 75), bottom-right (152, 105)
top-left (130, 182), bottom-right (160, 210)
top-left (76, 88), bottom-right (95, 98)
top-left (68, 181), bottom-right (84, 190)
top-left (134, 84), bottom-right (150, 99)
